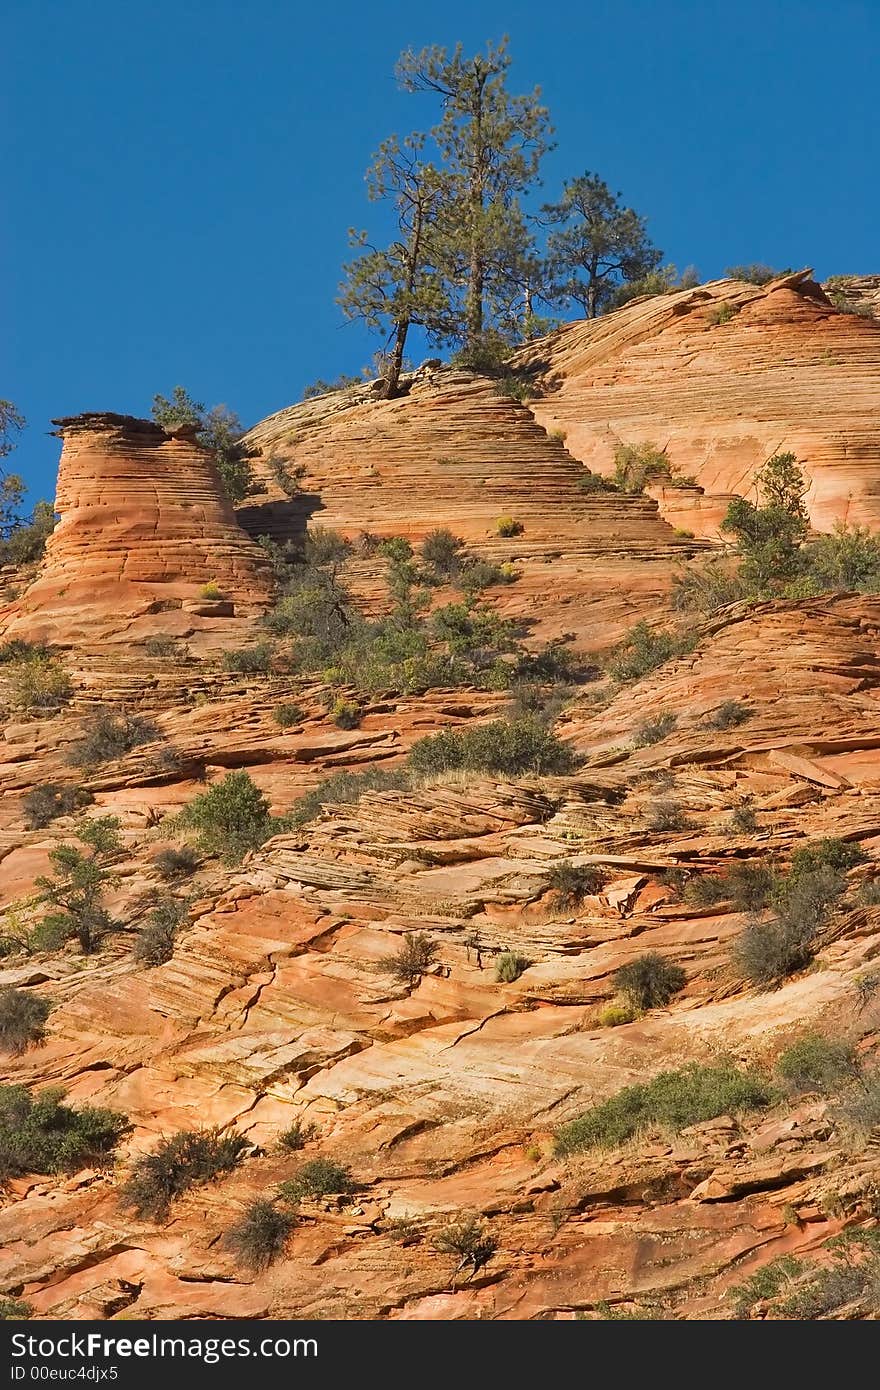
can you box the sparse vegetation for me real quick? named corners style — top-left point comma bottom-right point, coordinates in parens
top-left (133, 897), bottom-right (189, 967)
top-left (32, 816), bottom-right (122, 954)
top-left (384, 932), bottom-right (438, 984)
top-left (222, 644), bottom-right (272, 674)
top-left (495, 951), bottom-right (530, 982)
top-left (556, 1062), bottom-right (773, 1153)
top-left (68, 710), bottom-right (161, 769)
top-left (273, 701), bottom-right (305, 728)
top-left (0, 1084), bottom-right (127, 1179)
top-left (224, 1199), bottom-right (297, 1270)
top-left (613, 954), bottom-right (686, 1011)
top-left (290, 765), bottom-right (411, 828)
top-left (606, 620), bottom-right (695, 682)
top-left (122, 1128), bottom-right (248, 1220)
top-left (546, 860), bottom-right (603, 906)
top-left (408, 717), bottom-right (577, 779)
top-left (21, 782), bottom-right (93, 829)
top-left (705, 699), bottom-right (751, 731)
top-left (495, 516), bottom-right (523, 537)
top-left (0, 988), bottom-right (52, 1054)
top-left (277, 1119), bottom-right (317, 1153)
top-left (143, 634), bottom-right (184, 659)
top-left (776, 1035), bottom-right (860, 1094)
top-left (433, 1215), bottom-right (497, 1275)
top-left (331, 698), bottom-right (361, 729)
top-left (174, 771), bottom-right (275, 864)
top-left (0, 1298), bottom-right (32, 1320)
top-left (152, 845), bottom-right (200, 881)
top-left (730, 1256), bottom-right (804, 1315)
top-left (833, 1070), bottom-right (880, 1146)
top-left (725, 263), bottom-right (786, 285)
top-left (611, 441), bottom-right (670, 494)
top-left (727, 804), bottom-right (758, 835)
top-left (278, 1158), bottom-right (354, 1203)
top-left (4, 655), bottom-right (72, 712)
top-left (645, 798), bottom-right (689, 832)
top-left (633, 711), bottom-right (677, 746)
top-left (421, 528), bottom-right (465, 575)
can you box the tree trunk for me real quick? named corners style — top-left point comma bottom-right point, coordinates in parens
top-left (383, 320), bottom-right (409, 399)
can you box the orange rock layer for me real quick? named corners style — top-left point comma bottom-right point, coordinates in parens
top-left (2, 414), bottom-right (273, 647)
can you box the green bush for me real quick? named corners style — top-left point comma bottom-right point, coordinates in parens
top-left (290, 766), bottom-right (411, 827)
top-left (833, 1071), bottom-right (880, 1146)
top-left (277, 1118), bottom-right (317, 1153)
top-left (409, 718), bottom-right (577, 779)
top-left (495, 951), bottom-right (530, 983)
top-left (331, 698), bottom-right (361, 730)
top-left (0, 1084), bottom-right (128, 1179)
top-left (278, 1158), bottom-right (354, 1203)
top-left (730, 1256), bottom-right (804, 1316)
top-left (789, 837), bottom-right (866, 877)
top-left (577, 471), bottom-right (616, 494)
top-left (68, 711), bottom-right (161, 769)
top-left (0, 987), bottom-right (52, 1054)
top-left (0, 639), bottom-right (51, 664)
top-left (33, 816), bottom-right (122, 954)
top-left (222, 644), bottom-right (273, 674)
top-left (0, 1297), bottom-right (32, 1320)
top-left (728, 804), bottom-right (759, 834)
top-left (495, 516), bottom-right (524, 538)
top-left (633, 711), bottom-right (677, 746)
top-left (122, 1128), bottom-right (248, 1220)
top-left (21, 782), bottom-right (93, 829)
top-left (494, 374), bottom-right (534, 403)
top-left (224, 1199), bottom-right (296, 1270)
top-left (133, 897), bottom-right (188, 967)
top-left (612, 442), bottom-right (670, 494)
top-left (175, 771), bottom-right (274, 864)
top-left (645, 798), bottom-right (689, 832)
top-left (705, 700), bottom-right (751, 731)
top-left (384, 932), bottom-right (438, 984)
top-left (801, 524), bottom-right (880, 594)
top-left (273, 702), bottom-right (305, 728)
top-left (304, 527), bottom-right (351, 569)
top-left (778, 1262), bottom-right (868, 1319)
top-left (546, 861), bottom-right (603, 907)
top-left (460, 557), bottom-right (515, 592)
top-left (613, 954), bottom-right (686, 1011)
top-left (710, 302), bottom-right (737, 325)
top-left (152, 845), bottom-right (200, 880)
top-left (732, 916), bottom-right (818, 988)
top-left (433, 1215), bottom-right (497, 1273)
top-left (606, 621), bottom-right (695, 682)
top-left (556, 1063), bottom-right (773, 1153)
top-left (725, 263), bottom-right (785, 285)
top-left (143, 634), bottom-right (182, 659)
top-left (671, 560), bottom-right (753, 615)
top-left (685, 863), bottom-right (776, 913)
top-left (5, 656), bottom-right (72, 711)
top-left (776, 1035), bottom-right (860, 1094)
top-left (421, 529), bottom-right (464, 575)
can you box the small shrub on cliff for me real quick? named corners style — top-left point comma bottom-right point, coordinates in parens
top-left (224, 1199), bottom-right (297, 1270)
top-left (801, 524), bottom-right (880, 594)
top-left (5, 656), bottom-right (72, 712)
top-left (384, 932), bottom-right (438, 985)
top-left (612, 442), bottom-right (670, 494)
top-left (495, 516), bottom-right (524, 537)
top-left (613, 954), bottom-right (686, 1012)
top-left (421, 528), bottom-right (465, 576)
top-left (21, 782), bottom-right (93, 829)
top-left (725, 263), bottom-right (785, 285)
top-left (143, 634), bottom-right (183, 659)
top-left (776, 1035), bottom-right (860, 1094)
top-left (0, 1084), bottom-right (128, 1179)
top-left (633, 711), bottom-right (677, 746)
top-left (546, 861), bottom-right (603, 907)
top-left (331, 698), bottom-right (361, 730)
top-left (833, 1071), bottom-right (880, 1147)
top-left (433, 1215), bottom-right (497, 1275)
top-left (122, 1128), bottom-right (248, 1221)
top-left (729, 1256), bottom-right (804, 1316)
top-left (133, 897), bottom-right (189, 968)
top-left (200, 581), bottom-right (223, 600)
top-left (732, 915), bottom-right (819, 989)
top-left (645, 798), bottom-right (690, 833)
top-left (556, 1062), bottom-right (773, 1154)
top-left (408, 718), bottom-right (577, 780)
top-left (705, 699), bottom-right (752, 731)
top-left (0, 1298), bottom-right (32, 1320)
top-left (0, 987), bottom-right (52, 1054)
top-left (273, 701), bottom-right (305, 728)
top-left (0, 640), bottom-right (51, 664)
top-left (685, 862), bottom-right (776, 913)
top-left (68, 711), bottom-right (161, 769)
top-left (289, 766), bottom-right (412, 828)
top-left (278, 1158), bottom-right (354, 1204)
top-left (152, 845), bottom-right (200, 881)
top-left (174, 771), bottom-right (274, 864)
top-left (32, 816), bottom-right (122, 955)
top-left (221, 643), bottom-right (272, 675)
top-left (277, 1118), bottom-right (317, 1153)
top-left (495, 950), bottom-right (530, 983)
top-left (789, 837), bottom-right (866, 877)
top-left (605, 621), bottom-right (695, 682)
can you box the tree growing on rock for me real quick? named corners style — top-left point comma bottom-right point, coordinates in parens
top-left (396, 37), bottom-right (553, 362)
top-left (33, 816), bottom-right (123, 954)
top-left (721, 451), bottom-right (810, 590)
top-left (0, 400), bottom-right (55, 566)
top-left (151, 387), bottom-right (256, 504)
top-left (339, 134), bottom-right (449, 399)
top-left (542, 173), bottom-right (662, 318)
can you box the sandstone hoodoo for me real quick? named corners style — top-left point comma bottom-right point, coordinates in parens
top-left (3, 413), bottom-right (273, 646)
top-left (516, 271), bottom-right (880, 537)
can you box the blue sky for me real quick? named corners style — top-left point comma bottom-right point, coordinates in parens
top-left (4, 0), bottom-right (879, 500)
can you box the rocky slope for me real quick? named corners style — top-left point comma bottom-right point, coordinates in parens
top-left (516, 270), bottom-right (880, 537)
top-left (2, 286), bottom-right (880, 1322)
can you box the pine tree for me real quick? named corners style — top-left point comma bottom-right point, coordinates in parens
top-left (542, 173), bottom-right (662, 318)
top-left (338, 135), bottom-right (448, 398)
top-left (396, 38), bottom-right (553, 361)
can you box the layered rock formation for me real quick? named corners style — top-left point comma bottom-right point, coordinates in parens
top-left (516, 270), bottom-right (880, 536)
top-left (1, 414), bottom-right (273, 648)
